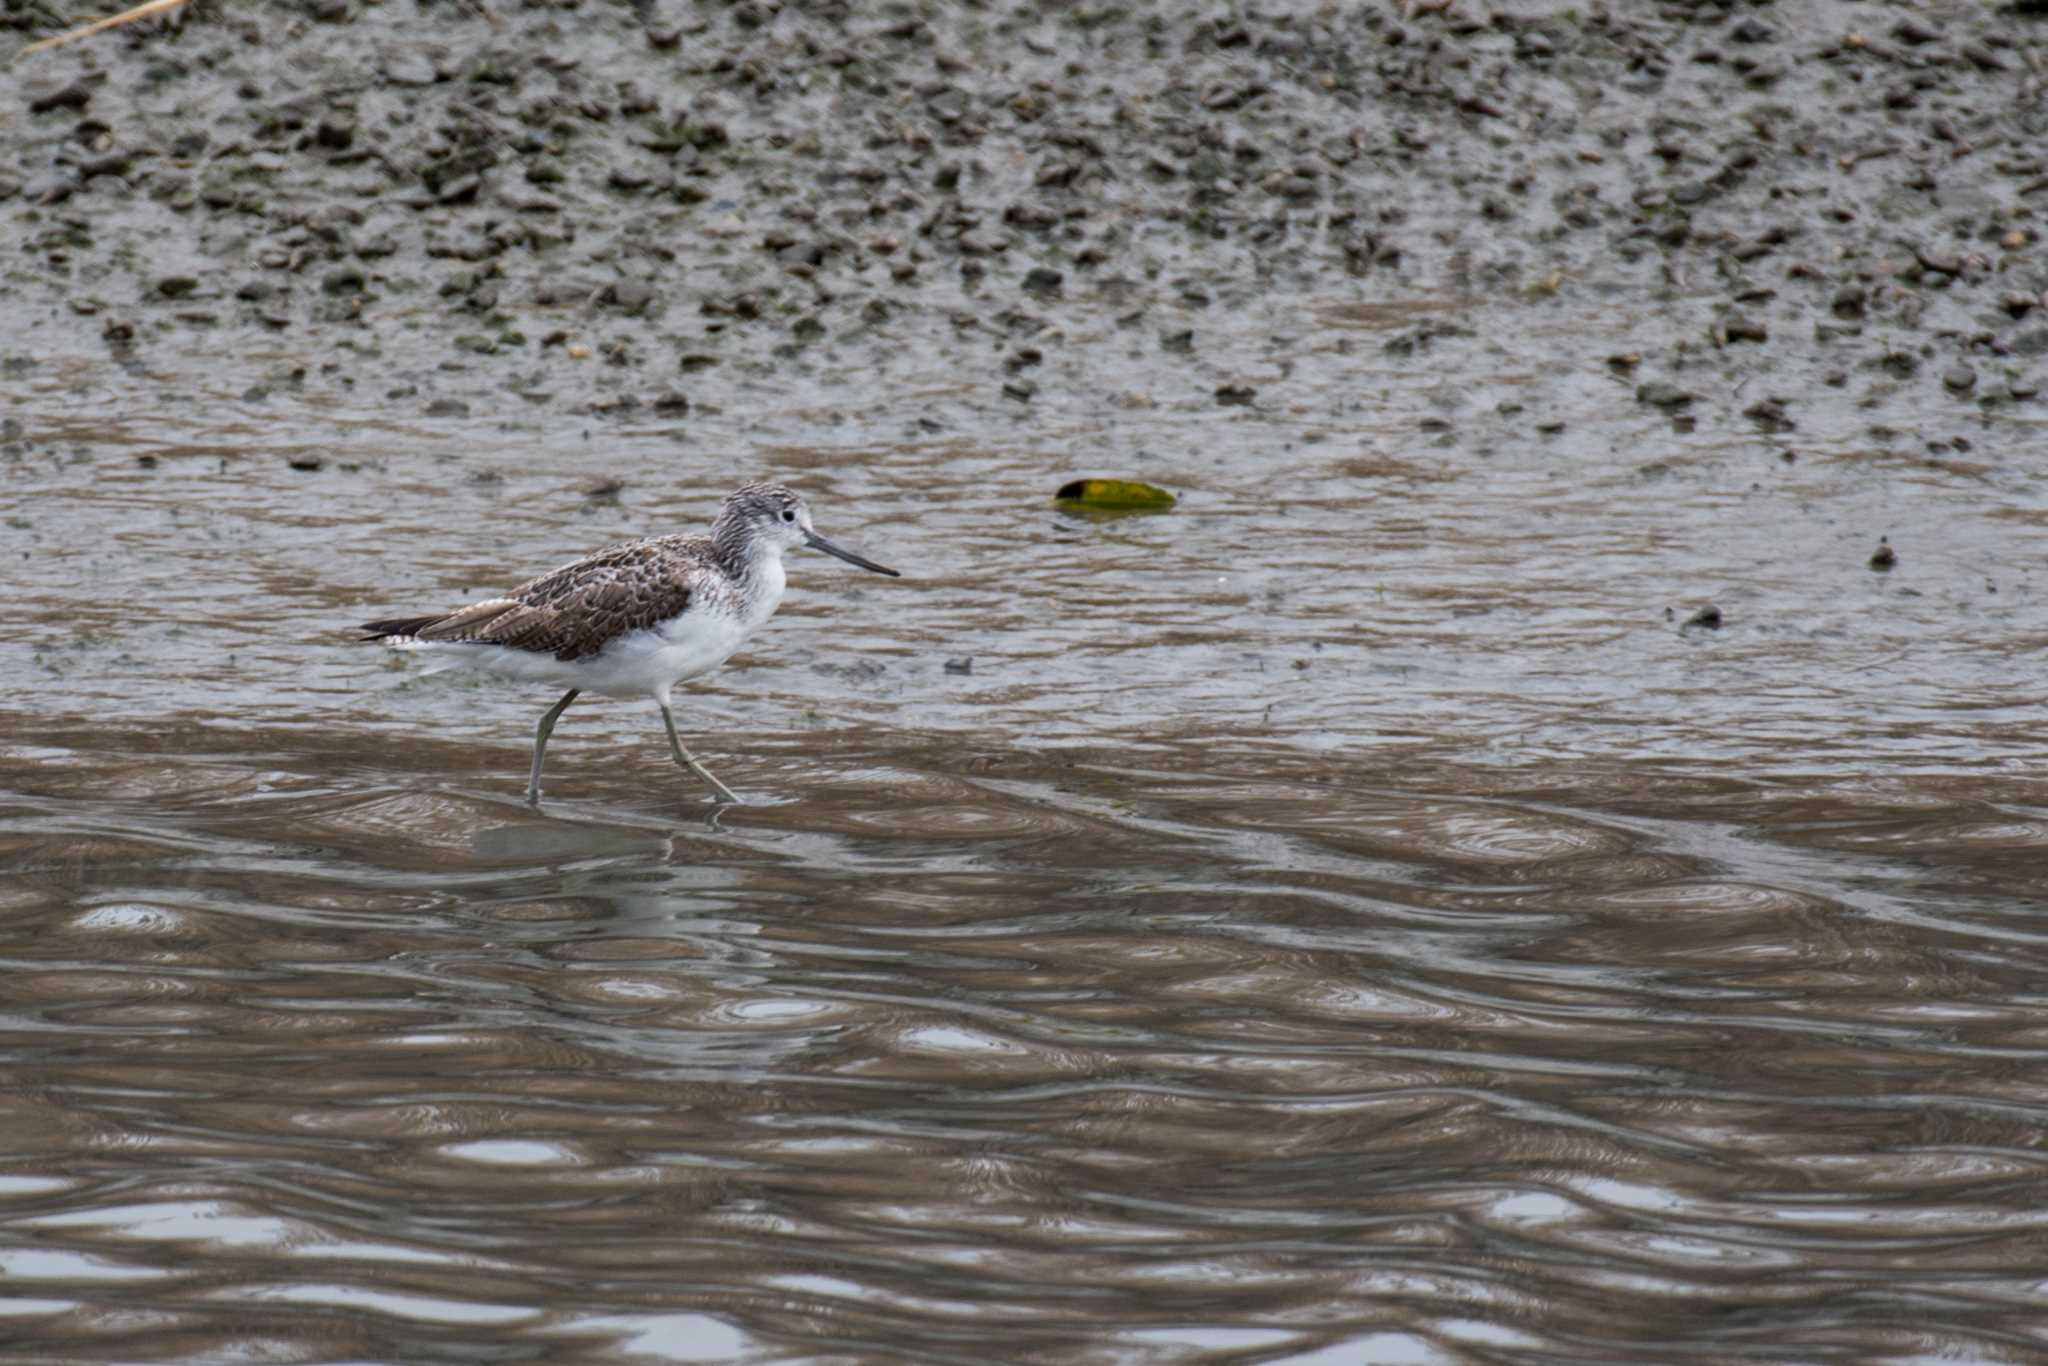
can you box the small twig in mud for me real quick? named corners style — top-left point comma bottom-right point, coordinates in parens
top-left (18, 0), bottom-right (193, 57)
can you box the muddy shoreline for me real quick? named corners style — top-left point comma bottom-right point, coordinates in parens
top-left (5, 1), bottom-right (2042, 435)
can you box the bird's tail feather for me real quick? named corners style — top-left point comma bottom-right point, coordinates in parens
top-left (359, 615), bottom-right (444, 642)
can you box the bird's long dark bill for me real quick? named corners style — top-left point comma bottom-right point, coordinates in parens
top-left (806, 531), bottom-right (900, 577)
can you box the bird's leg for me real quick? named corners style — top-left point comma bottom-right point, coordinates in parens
top-left (660, 704), bottom-right (740, 804)
top-left (528, 688), bottom-right (580, 805)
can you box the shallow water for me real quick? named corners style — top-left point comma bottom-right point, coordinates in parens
top-left (8, 123), bottom-right (2048, 1358)
top-left (7, 723), bottom-right (2048, 1363)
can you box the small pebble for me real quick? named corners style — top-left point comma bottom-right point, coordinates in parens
top-left (1636, 382), bottom-right (1695, 409)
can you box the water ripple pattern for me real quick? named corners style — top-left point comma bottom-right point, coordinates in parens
top-left (3, 733), bottom-right (2047, 1362)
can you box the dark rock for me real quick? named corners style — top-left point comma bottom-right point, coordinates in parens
top-left (1744, 399), bottom-right (1793, 431)
top-left (28, 82), bottom-right (95, 114)
top-left (1636, 382), bottom-right (1695, 409)
top-left (1215, 384), bottom-right (1257, 406)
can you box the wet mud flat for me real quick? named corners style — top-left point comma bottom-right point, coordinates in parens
top-left (5, 0), bottom-right (2048, 1362)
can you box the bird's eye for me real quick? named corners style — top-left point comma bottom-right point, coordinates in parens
top-left (780, 509), bottom-right (796, 523)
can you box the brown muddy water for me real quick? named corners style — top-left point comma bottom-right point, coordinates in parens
top-left (9, 0), bottom-right (2048, 1361)
top-left (7, 292), bottom-right (2048, 1364)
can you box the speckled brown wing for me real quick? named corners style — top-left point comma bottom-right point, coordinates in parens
top-left (361, 536), bottom-right (702, 662)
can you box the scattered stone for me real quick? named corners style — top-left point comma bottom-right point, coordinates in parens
top-left (944, 657), bottom-right (973, 675)
top-left (1869, 538), bottom-right (1897, 571)
top-left (607, 281), bottom-right (654, 315)
top-left (1215, 384), bottom-right (1257, 406)
top-left (424, 398), bottom-right (471, 418)
top-left (1942, 365), bottom-right (1977, 393)
top-left (1914, 246), bottom-right (1962, 277)
top-left (1685, 605), bottom-right (1724, 630)
top-left (1744, 399), bottom-right (1794, 431)
top-left (28, 81), bottom-right (94, 114)
top-left (1636, 382), bottom-right (1695, 409)
top-left (386, 53), bottom-right (437, 86)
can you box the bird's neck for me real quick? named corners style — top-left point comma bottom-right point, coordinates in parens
top-left (710, 522), bottom-right (786, 601)
top-left (709, 518), bottom-right (763, 576)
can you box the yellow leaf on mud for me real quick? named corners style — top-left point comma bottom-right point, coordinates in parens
top-left (1053, 478), bottom-right (1176, 510)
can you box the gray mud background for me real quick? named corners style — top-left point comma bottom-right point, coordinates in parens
top-left (4, 0), bottom-right (2048, 761)
top-left (7, 1), bottom-right (2048, 1362)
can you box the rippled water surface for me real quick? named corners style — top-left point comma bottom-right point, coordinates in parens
top-left (8, 281), bottom-right (2048, 1364)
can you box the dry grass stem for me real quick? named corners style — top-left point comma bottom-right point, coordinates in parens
top-left (19, 0), bottom-right (193, 57)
